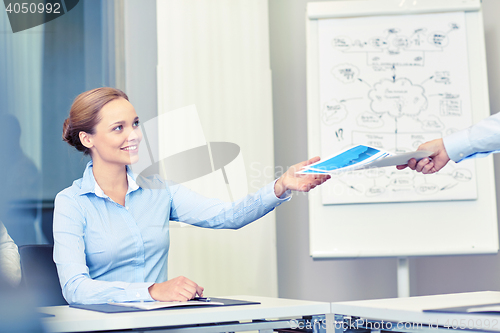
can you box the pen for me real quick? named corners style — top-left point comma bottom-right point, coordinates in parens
top-left (194, 297), bottom-right (211, 302)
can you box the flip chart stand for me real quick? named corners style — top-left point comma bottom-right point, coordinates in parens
top-left (307, 0), bottom-right (498, 301)
top-left (397, 257), bottom-right (410, 298)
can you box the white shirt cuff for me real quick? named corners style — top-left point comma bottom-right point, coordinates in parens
top-left (125, 282), bottom-right (155, 302)
top-left (443, 129), bottom-right (474, 162)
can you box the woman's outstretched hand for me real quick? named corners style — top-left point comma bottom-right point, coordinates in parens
top-left (274, 156), bottom-right (331, 197)
top-left (148, 276), bottom-right (204, 302)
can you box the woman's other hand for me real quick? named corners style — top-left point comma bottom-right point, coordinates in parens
top-left (274, 156), bottom-right (331, 197)
top-left (148, 276), bottom-right (204, 302)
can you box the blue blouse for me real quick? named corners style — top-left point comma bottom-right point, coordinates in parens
top-left (53, 161), bottom-right (291, 304)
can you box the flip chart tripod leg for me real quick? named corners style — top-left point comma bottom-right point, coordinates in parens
top-left (397, 257), bottom-right (410, 298)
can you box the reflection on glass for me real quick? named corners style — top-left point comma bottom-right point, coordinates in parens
top-left (0, 221), bottom-right (21, 288)
top-left (0, 244), bottom-right (43, 332)
top-left (0, 114), bottom-right (41, 246)
top-left (0, 1), bottom-right (111, 329)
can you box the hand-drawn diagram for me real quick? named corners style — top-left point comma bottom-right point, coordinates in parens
top-left (318, 12), bottom-right (477, 204)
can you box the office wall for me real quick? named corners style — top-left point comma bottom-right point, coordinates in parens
top-left (123, 0), bottom-right (158, 123)
top-left (270, 0), bottom-right (500, 302)
top-left (123, 0), bottom-right (278, 298)
top-left (155, 0), bottom-right (278, 297)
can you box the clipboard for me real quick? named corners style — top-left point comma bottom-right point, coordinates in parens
top-left (70, 297), bottom-right (260, 313)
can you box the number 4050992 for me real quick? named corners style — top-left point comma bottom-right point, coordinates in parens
top-left (5, 2), bottom-right (61, 14)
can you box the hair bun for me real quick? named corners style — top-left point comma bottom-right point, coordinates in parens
top-left (62, 118), bottom-right (73, 145)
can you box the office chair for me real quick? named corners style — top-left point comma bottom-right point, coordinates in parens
top-left (18, 244), bottom-right (67, 306)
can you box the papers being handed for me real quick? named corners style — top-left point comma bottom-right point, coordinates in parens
top-left (297, 145), bottom-right (433, 174)
top-left (111, 299), bottom-right (224, 310)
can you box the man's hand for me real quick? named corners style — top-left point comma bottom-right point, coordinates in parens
top-left (396, 139), bottom-right (450, 174)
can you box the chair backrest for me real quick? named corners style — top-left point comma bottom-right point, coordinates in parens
top-left (19, 244), bottom-right (67, 306)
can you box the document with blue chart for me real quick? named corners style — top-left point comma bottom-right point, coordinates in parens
top-left (298, 145), bottom-right (431, 174)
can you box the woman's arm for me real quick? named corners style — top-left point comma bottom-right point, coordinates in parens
top-left (169, 157), bottom-right (329, 229)
top-left (169, 179), bottom-right (286, 229)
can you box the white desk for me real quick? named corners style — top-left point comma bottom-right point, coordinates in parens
top-left (39, 295), bottom-right (331, 333)
top-left (331, 291), bottom-right (500, 333)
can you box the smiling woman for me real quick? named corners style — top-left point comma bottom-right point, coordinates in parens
top-left (62, 88), bottom-right (130, 156)
top-left (53, 87), bottom-right (330, 305)
top-left (77, 98), bottom-right (141, 169)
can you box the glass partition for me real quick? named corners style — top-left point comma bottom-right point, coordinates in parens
top-left (0, 1), bottom-right (119, 247)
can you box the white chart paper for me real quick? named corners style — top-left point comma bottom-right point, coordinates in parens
top-left (317, 11), bottom-right (477, 204)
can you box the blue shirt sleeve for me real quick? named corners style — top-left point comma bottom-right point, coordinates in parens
top-left (53, 191), bottom-right (154, 305)
top-left (169, 180), bottom-right (291, 229)
top-left (443, 111), bottom-right (500, 162)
